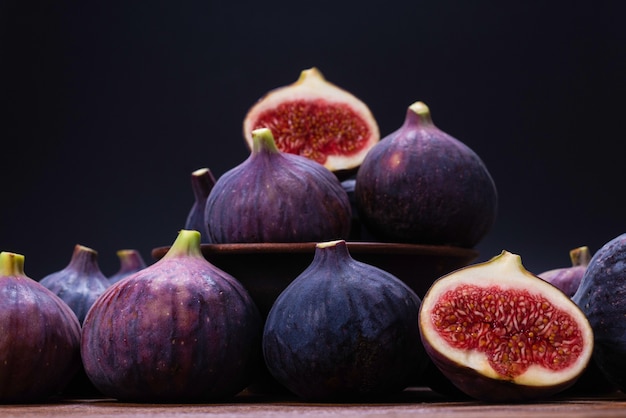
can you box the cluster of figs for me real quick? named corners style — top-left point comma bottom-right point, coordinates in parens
top-left (1, 67), bottom-right (626, 404)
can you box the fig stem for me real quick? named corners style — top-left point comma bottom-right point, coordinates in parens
top-left (406, 101), bottom-right (434, 127)
top-left (251, 128), bottom-right (280, 155)
top-left (163, 230), bottom-right (203, 260)
top-left (0, 252), bottom-right (25, 277)
top-left (191, 168), bottom-right (216, 203)
top-left (570, 246), bottom-right (591, 267)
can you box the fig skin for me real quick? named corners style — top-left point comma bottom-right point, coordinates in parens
top-left (243, 67), bottom-right (380, 178)
top-left (108, 248), bottom-right (148, 284)
top-left (262, 239), bottom-right (426, 401)
top-left (354, 101), bottom-right (498, 248)
top-left (419, 251), bottom-right (594, 402)
top-left (572, 233), bottom-right (626, 393)
top-left (81, 230), bottom-right (263, 403)
top-left (39, 244), bottom-right (111, 324)
top-left (205, 127), bottom-right (352, 244)
top-left (184, 167), bottom-right (216, 243)
top-left (538, 246), bottom-right (591, 297)
top-left (0, 252), bottom-right (81, 403)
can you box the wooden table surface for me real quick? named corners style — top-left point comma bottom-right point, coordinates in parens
top-left (2, 388), bottom-right (626, 418)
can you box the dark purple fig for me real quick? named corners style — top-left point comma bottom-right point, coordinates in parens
top-left (0, 252), bottom-right (81, 403)
top-left (204, 127), bottom-right (352, 244)
top-left (538, 246), bottom-right (591, 297)
top-left (108, 249), bottom-right (147, 284)
top-left (419, 250), bottom-right (594, 402)
top-left (184, 167), bottom-right (216, 243)
top-left (39, 244), bottom-right (110, 324)
top-left (354, 101), bottom-right (498, 248)
top-left (262, 239), bottom-right (426, 401)
top-left (81, 229), bottom-right (262, 402)
top-left (573, 233), bottom-right (626, 393)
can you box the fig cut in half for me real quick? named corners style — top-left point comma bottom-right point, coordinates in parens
top-left (419, 251), bottom-right (593, 402)
top-left (243, 67), bottom-right (380, 177)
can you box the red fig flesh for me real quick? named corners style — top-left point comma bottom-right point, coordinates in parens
top-left (243, 67), bottom-right (380, 177)
top-left (419, 251), bottom-right (594, 402)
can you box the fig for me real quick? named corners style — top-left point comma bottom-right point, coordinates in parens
top-left (419, 250), bottom-right (594, 402)
top-left (243, 67), bottom-right (380, 178)
top-left (262, 239), bottom-right (426, 401)
top-left (354, 101), bottom-right (498, 248)
top-left (39, 244), bottom-right (111, 324)
top-left (108, 249), bottom-right (147, 284)
top-left (81, 229), bottom-right (262, 402)
top-left (0, 251), bottom-right (81, 403)
top-left (572, 233), bottom-right (626, 392)
top-left (184, 167), bottom-right (216, 243)
top-left (538, 246), bottom-right (591, 297)
top-left (205, 127), bottom-right (352, 244)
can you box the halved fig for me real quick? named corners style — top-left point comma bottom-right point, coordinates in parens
top-left (419, 250), bottom-right (594, 402)
top-left (243, 67), bottom-right (380, 178)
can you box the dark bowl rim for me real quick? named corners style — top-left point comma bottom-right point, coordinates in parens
top-left (151, 241), bottom-right (479, 260)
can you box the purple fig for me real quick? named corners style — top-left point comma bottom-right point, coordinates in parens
top-left (108, 249), bottom-right (147, 284)
top-left (184, 167), bottom-right (216, 243)
top-left (538, 246), bottom-right (591, 297)
top-left (0, 252), bottom-right (81, 403)
top-left (419, 251), bottom-right (594, 402)
top-left (81, 229), bottom-right (263, 402)
top-left (39, 244), bottom-right (110, 324)
top-left (205, 127), bottom-right (352, 243)
top-left (573, 233), bottom-right (626, 393)
top-left (354, 101), bottom-right (498, 248)
top-left (263, 239), bottom-right (426, 401)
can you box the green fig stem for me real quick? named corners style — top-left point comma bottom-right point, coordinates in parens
top-left (405, 101), bottom-right (434, 127)
top-left (296, 67), bottom-right (325, 84)
top-left (251, 128), bottom-right (280, 155)
top-left (163, 229), bottom-right (203, 260)
top-left (0, 252), bottom-right (25, 277)
top-left (570, 246), bottom-right (591, 267)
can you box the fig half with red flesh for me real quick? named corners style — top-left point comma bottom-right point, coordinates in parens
top-left (243, 67), bottom-right (380, 178)
top-left (419, 251), bottom-right (594, 402)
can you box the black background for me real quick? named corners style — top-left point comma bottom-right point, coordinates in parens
top-left (2, 1), bottom-right (625, 280)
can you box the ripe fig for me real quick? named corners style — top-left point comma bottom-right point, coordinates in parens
top-left (205, 127), bottom-right (352, 244)
top-left (263, 239), bottom-right (426, 401)
top-left (354, 101), bottom-right (498, 248)
top-left (108, 249), bottom-right (147, 284)
top-left (0, 252), bottom-right (81, 403)
top-left (538, 246), bottom-right (591, 297)
top-left (184, 167), bottom-right (216, 243)
top-left (39, 244), bottom-right (110, 324)
top-left (419, 250), bottom-right (594, 402)
top-left (81, 229), bottom-right (262, 402)
top-left (572, 233), bottom-right (626, 393)
top-left (243, 67), bottom-right (380, 178)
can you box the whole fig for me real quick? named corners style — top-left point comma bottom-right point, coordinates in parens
top-left (419, 250), bottom-right (594, 402)
top-left (108, 249), bottom-right (147, 284)
top-left (263, 239), bottom-right (426, 401)
top-left (573, 233), bottom-right (626, 392)
top-left (205, 127), bottom-right (352, 243)
top-left (184, 167), bottom-right (216, 243)
top-left (81, 229), bottom-right (262, 402)
top-left (354, 101), bottom-right (498, 248)
top-left (538, 246), bottom-right (591, 297)
top-left (0, 252), bottom-right (81, 403)
top-left (39, 244), bottom-right (110, 324)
